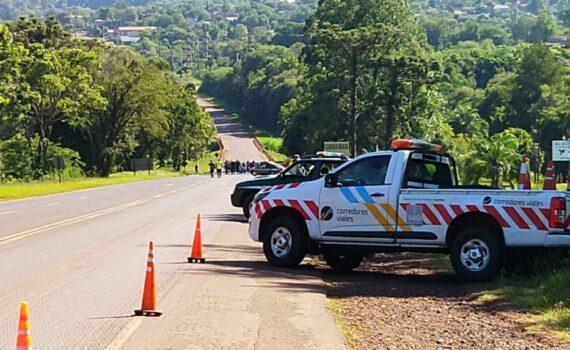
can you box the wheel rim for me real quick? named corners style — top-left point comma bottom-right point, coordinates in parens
top-left (270, 227), bottom-right (292, 258)
top-left (460, 238), bottom-right (490, 272)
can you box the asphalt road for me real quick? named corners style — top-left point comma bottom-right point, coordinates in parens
top-left (0, 100), bottom-right (344, 349)
top-left (196, 97), bottom-right (268, 162)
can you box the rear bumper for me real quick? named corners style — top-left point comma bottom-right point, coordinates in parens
top-left (545, 232), bottom-right (570, 247)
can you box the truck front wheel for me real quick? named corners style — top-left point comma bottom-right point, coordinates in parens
top-left (263, 217), bottom-right (307, 267)
top-left (450, 227), bottom-right (502, 281)
top-left (323, 252), bottom-right (364, 272)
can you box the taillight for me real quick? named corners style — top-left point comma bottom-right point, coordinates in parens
top-left (549, 197), bottom-right (566, 229)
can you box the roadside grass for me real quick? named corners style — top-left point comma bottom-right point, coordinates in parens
top-left (0, 169), bottom-right (185, 201)
top-left (476, 261), bottom-right (570, 338)
top-left (326, 299), bottom-right (360, 350)
top-left (257, 136), bottom-right (288, 163)
top-left (0, 150), bottom-right (221, 201)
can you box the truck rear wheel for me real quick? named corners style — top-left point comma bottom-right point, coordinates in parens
top-left (263, 217), bottom-right (307, 268)
top-left (323, 252), bottom-right (364, 272)
top-left (450, 227), bottom-right (502, 281)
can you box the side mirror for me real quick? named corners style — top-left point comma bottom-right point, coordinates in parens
top-left (324, 173), bottom-right (337, 188)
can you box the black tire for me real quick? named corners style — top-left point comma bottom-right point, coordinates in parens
top-left (242, 193), bottom-right (255, 219)
top-left (450, 227), bottom-right (503, 281)
top-left (263, 216), bottom-right (307, 268)
top-left (323, 252), bottom-right (364, 272)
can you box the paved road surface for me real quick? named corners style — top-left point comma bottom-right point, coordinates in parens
top-left (197, 97), bottom-right (268, 162)
top-left (0, 96), bottom-right (344, 349)
top-left (0, 177), bottom-right (345, 349)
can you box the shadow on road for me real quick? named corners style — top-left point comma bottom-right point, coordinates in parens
top-left (203, 214), bottom-right (247, 223)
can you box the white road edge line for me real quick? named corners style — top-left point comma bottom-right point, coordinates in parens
top-left (0, 199), bottom-right (149, 246)
top-left (43, 202), bottom-right (60, 207)
top-left (104, 318), bottom-right (144, 350)
top-left (153, 194), bottom-right (164, 199)
top-left (0, 210), bottom-right (18, 216)
top-left (169, 190), bottom-right (177, 194)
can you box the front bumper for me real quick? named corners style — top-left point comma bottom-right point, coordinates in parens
top-left (248, 208), bottom-right (261, 242)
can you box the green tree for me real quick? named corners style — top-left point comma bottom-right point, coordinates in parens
top-left (82, 48), bottom-right (173, 176)
top-left (10, 45), bottom-right (104, 177)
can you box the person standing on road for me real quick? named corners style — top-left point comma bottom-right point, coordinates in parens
top-left (195, 163), bottom-right (199, 175)
top-left (216, 159), bottom-right (223, 178)
top-left (208, 160), bottom-right (215, 178)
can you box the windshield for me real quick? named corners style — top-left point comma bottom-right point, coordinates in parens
top-left (284, 162), bottom-right (316, 178)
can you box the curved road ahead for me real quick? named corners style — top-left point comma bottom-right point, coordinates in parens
top-left (197, 97), bottom-right (268, 162)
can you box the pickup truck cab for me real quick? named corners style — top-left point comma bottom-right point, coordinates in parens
top-left (249, 139), bottom-right (570, 281)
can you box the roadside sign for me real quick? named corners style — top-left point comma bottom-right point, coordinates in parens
top-left (552, 141), bottom-right (570, 161)
top-left (324, 141), bottom-right (350, 157)
top-left (130, 158), bottom-right (153, 175)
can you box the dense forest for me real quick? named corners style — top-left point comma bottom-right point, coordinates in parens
top-left (0, 18), bottom-right (215, 179)
top-left (1, 0), bottom-right (570, 186)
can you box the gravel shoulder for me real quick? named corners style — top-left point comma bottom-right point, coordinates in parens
top-left (318, 253), bottom-right (570, 350)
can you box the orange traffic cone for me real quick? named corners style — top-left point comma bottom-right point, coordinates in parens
top-left (518, 157), bottom-right (531, 190)
top-left (134, 241), bottom-right (161, 317)
top-left (16, 301), bottom-right (32, 350)
top-left (188, 213), bottom-right (206, 263)
top-left (543, 160), bottom-right (556, 190)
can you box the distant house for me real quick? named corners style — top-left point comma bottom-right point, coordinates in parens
top-left (493, 4), bottom-right (511, 14)
top-left (545, 36), bottom-right (568, 48)
top-left (106, 26), bottom-right (156, 45)
top-left (212, 11), bottom-right (239, 22)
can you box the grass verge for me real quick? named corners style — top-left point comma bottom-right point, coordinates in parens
top-left (0, 169), bottom-right (185, 201)
top-left (257, 136), bottom-right (288, 162)
top-left (477, 264), bottom-right (570, 338)
top-left (327, 299), bottom-right (360, 350)
top-left (0, 150), bottom-right (220, 201)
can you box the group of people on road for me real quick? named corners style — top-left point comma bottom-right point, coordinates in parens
top-left (208, 159), bottom-right (258, 178)
top-left (224, 160), bottom-right (256, 175)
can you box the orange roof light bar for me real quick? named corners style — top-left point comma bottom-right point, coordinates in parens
top-left (390, 139), bottom-right (444, 153)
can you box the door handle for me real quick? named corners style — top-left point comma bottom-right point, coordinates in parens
top-left (370, 193), bottom-right (385, 197)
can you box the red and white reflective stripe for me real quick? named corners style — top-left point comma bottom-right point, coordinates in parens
top-left (422, 205), bottom-right (440, 225)
top-left (304, 200), bottom-right (319, 218)
top-left (433, 204), bottom-right (452, 225)
top-left (401, 203), bottom-right (550, 231)
top-left (18, 329), bottom-right (30, 336)
top-left (263, 182), bottom-right (302, 193)
top-left (256, 199), bottom-right (318, 221)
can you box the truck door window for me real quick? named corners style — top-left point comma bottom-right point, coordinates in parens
top-left (404, 156), bottom-right (453, 188)
top-left (336, 156), bottom-right (390, 187)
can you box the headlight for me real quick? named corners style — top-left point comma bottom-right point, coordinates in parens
top-left (253, 191), bottom-right (270, 204)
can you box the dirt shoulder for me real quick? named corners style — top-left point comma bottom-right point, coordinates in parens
top-left (318, 253), bottom-right (570, 350)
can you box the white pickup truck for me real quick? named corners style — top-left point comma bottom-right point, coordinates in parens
top-left (248, 139), bottom-right (570, 280)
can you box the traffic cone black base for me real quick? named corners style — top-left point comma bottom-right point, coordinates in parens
top-left (187, 257), bottom-right (206, 263)
top-left (134, 309), bottom-right (162, 317)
